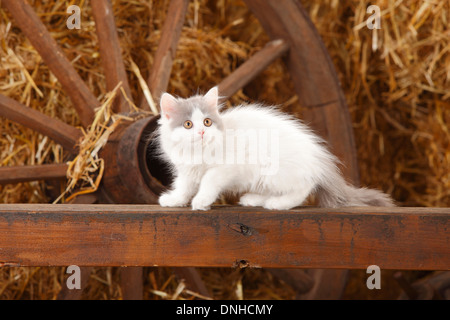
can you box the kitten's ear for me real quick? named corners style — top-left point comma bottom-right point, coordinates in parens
top-left (160, 93), bottom-right (178, 120)
top-left (204, 86), bottom-right (219, 112)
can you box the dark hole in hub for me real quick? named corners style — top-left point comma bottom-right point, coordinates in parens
top-left (137, 116), bottom-right (173, 192)
top-left (145, 137), bottom-right (173, 187)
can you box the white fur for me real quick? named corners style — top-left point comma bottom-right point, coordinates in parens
top-left (157, 88), bottom-right (394, 210)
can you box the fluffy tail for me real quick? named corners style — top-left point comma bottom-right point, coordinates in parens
top-left (316, 169), bottom-right (395, 207)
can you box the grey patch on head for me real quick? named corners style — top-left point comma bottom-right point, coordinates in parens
top-left (168, 95), bottom-right (224, 131)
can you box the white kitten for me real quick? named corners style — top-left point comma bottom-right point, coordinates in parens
top-left (156, 87), bottom-right (394, 210)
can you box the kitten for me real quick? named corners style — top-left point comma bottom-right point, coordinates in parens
top-left (156, 87), bottom-right (394, 210)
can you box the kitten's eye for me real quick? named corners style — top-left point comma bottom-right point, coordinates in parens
top-left (203, 118), bottom-right (212, 127)
top-left (183, 120), bottom-right (193, 129)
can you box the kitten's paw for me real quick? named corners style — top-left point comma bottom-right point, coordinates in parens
top-left (263, 197), bottom-right (293, 210)
top-left (159, 193), bottom-right (188, 207)
top-left (239, 193), bottom-right (265, 207)
top-left (191, 195), bottom-right (213, 211)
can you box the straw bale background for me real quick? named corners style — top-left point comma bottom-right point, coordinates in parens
top-left (0, 0), bottom-right (448, 299)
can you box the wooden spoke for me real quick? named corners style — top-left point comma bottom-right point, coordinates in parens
top-left (267, 269), bottom-right (314, 296)
top-left (91, 0), bottom-right (132, 113)
top-left (1, 0), bottom-right (97, 127)
top-left (0, 164), bottom-right (68, 185)
top-left (0, 204), bottom-right (448, 270)
top-left (91, 1), bottom-right (142, 300)
top-left (57, 267), bottom-right (93, 300)
top-left (0, 94), bottom-right (82, 153)
top-left (172, 267), bottom-right (212, 299)
top-left (120, 267), bottom-right (143, 300)
top-left (140, 0), bottom-right (189, 109)
top-left (218, 39), bottom-right (290, 100)
top-left (298, 269), bottom-right (350, 300)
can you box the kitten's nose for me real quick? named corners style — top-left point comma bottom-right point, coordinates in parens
top-left (198, 129), bottom-right (205, 138)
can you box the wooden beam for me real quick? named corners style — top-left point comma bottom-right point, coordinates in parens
top-left (0, 94), bottom-right (81, 153)
top-left (140, 0), bottom-right (189, 109)
top-left (218, 39), bottom-right (290, 100)
top-left (0, 164), bottom-right (68, 185)
top-left (1, 0), bottom-right (97, 127)
top-left (91, 0), bottom-right (132, 113)
top-left (0, 205), bottom-right (448, 270)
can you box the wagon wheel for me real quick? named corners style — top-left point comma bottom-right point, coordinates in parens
top-left (0, 0), bottom-right (359, 300)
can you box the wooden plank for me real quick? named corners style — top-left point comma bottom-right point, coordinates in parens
top-left (218, 39), bottom-right (290, 100)
top-left (0, 94), bottom-right (81, 153)
top-left (0, 164), bottom-right (68, 185)
top-left (91, 0), bottom-right (132, 113)
top-left (140, 0), bottom-right (189, 108)
top-left (1, 0), bottom-right (97, 127)
top-left (0, 204), bottom-right (448, 270)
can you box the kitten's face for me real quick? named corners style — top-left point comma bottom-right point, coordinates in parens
top-left (159, 87), bottom-right (224, 150)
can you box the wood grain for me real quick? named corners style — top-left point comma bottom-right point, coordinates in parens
top-left (0, 204), bottom-right (448, 270)
top-left (0, 164), bottom-right (68, 185)
top-left (218, 39), bottom-right (290, 100)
